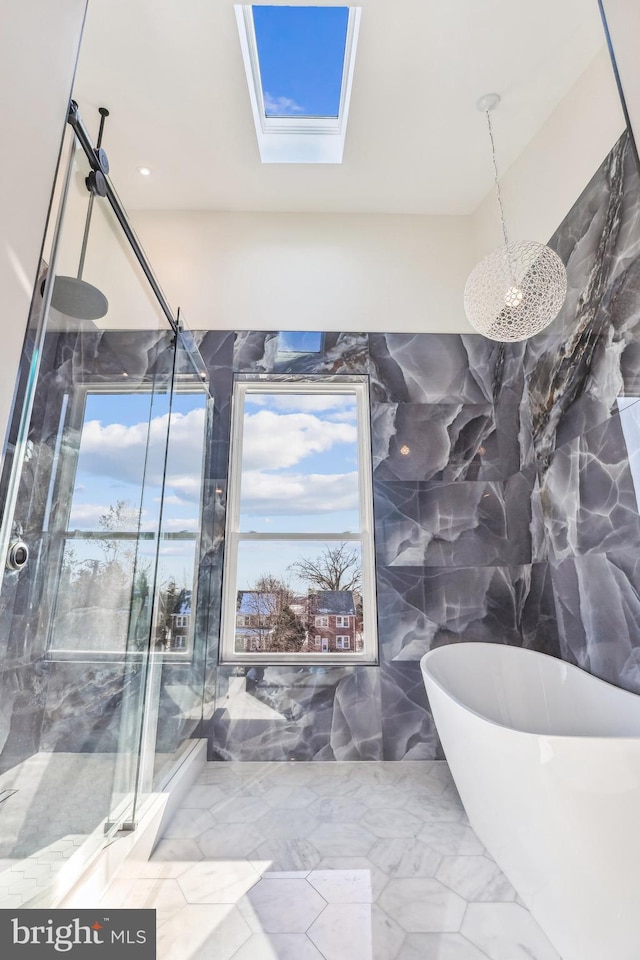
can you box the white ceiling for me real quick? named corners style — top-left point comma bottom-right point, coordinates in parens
top-left (74, 0), bottom-right (607, 215)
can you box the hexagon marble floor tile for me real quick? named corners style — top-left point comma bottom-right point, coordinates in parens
top-left (99, 762), bottom-right (563, 960)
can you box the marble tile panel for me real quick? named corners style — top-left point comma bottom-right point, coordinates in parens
top-left (379, 662), bottom-right (441, 760)
top-left (368, 838), bottom-right (442, 879)
top-left (250, 840), bottom-right (322, 874)
top-left (378, 877), bottom-right (467, 932)
top-left (212, 665), bottom-right (382, 762)
top-left (156, 903), bottom-right (251, 960)
top-left (307, 868), bottom-right (374, 903)
top-left (237, 877), bottom-right (326, 933)
top-left (371, 402), bottom-right (504, 483)
top-left (163, 809), bottom-right (215, 840)
top-left (402, 792), bottom-right (466, 823)
top-left (255, 809), bottom-right (319, 841)
top-left (435, 854), bottom-right (516, 902)
top-left (376, 568), bottom-right (433, 661)
top-left (396, 933), bottom-right (491, 960)
top-left (177, 860), bottom-right (260, 904)
top-left (307, 902), bottom-right (373, 960)
top-left (549, 550), bottom-right (640, 692)
top-left (375, 480), bottom-right (530, 568)
top-left (371, 903), bottom-right (406, 960)
top-left (539, 412), bottom-right (640, 560)
top-left (417, 822), bottom-right (484, 856)
top-left (316, 857), bottom-right (389, 900)
top-left (233, 331), bottom-right (369, 375)
top-left (308, 822), bottom-right (377, 857)
top-left (526, 133), bottom-right (637, 463)
top-left (368, 334), bottom-right (497, 404)
top-left (361, 808), bottom-right (423, 839)
top-left (461, 902), bottom-right (562, 960)
top-left (197, 823), bottom-right (264, 859)
top-left (231, 933), bottom-right (325, 960)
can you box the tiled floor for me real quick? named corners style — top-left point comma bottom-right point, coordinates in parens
top-left (0, 752), bottom-right (117, 907)
top-left (101, 761), bottom-right (562, 960)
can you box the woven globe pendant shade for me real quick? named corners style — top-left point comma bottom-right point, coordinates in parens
top-left (464, 239), bottom-right (567, 342)
top-left (465, 94), bottom-right (568, 342)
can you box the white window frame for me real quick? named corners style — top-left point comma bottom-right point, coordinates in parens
top-left (235, 5), bottom-right (361, 164)
top-left (221, 377), bottom-right (377, 664)
top-left (336, 636), bottom-right (351, 650)
top-left (336, 615), bottom-right (350, 628)
top-left (315, 615), bottom-right (329, 628)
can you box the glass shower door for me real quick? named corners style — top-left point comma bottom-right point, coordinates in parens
top-left (0, 137), bottom-right (177, 902)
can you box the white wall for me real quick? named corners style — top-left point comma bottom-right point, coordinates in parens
top-left (601, 0), bottom-right (640, 154)
top-left (471, 48), bottom-right (625, 254)
top-left (0, 0), bottom-right (87, 453)
top-left (127, 47), bottom-right (625, 337)
top-left (131, 210), bottom-right (478, 333)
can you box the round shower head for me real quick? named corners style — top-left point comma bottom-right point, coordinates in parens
top-left (50, 276), bottom-right (109, 321)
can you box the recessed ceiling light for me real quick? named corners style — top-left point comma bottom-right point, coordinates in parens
top-left (137, 166), bottom-right (151, 176)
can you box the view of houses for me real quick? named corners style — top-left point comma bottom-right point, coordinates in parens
top-left (235, 588), bottom-right (363, 654)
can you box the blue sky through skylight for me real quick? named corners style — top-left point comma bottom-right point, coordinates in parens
top-left (253, 5), bottom-right (349, 118)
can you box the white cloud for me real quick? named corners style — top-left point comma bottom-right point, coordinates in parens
top-left (264, 91), bottom-right (305, 115)
top-left (241, 470), bottom-right (359, 517)
top-left (77, 408), bottom-right (206, 501)
top-left (242, 410), bottom-right (356, 471)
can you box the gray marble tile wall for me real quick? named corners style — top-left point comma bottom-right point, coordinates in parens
top-left (202, 131), bottom-right (640, 759)
top-left (1, 131), bottom-right (638, 770)
top-left (523, 131), bottom-right (640, 693)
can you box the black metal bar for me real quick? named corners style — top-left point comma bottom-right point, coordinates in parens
top-left (66, 100), bottom-right (179, 334)
top-left (597, 0), bottom-right (640, 173)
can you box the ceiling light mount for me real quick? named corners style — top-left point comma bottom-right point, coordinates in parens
top-left (463, 92), bottom-right (567, 342)
top-left (476, 93), bottom-right (500, 113)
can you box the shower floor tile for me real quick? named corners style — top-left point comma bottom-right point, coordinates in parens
top-left (0, 752), bottom-right (117, 908)
top-left (101, 760), bottom-right (562, 960)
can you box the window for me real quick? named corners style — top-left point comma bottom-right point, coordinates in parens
top-left (336, 636), bottom-right (350, 650)
top-left (235, 5), bottom-right (361, 163)
top-left (47, 388), bottom-right (207, 659)
top-left (221, 377), bottom-right (377, 663)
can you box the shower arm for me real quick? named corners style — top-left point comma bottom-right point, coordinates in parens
top-left (66, 100), bottom-right (179, 334)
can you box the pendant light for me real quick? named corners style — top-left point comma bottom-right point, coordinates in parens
top-left (50, 108), bottom-right (110, 321)
top-left (464, 94), bottom-right (567, 342)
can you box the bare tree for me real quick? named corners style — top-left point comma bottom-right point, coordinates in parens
top-left (237, 574), bottom-right (305, 653)
top-left (288, 542), bottom-right (362, 593)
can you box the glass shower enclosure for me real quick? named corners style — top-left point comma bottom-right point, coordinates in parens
top-left (0, 108), bottom-right (211, 907)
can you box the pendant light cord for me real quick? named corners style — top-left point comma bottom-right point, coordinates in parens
top-left (486, 109), bottom-right (510, 250)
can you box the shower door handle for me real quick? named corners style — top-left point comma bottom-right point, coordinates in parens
top-left (6, 540), bottom-right (29, 571)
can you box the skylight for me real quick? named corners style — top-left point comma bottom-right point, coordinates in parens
top-left (253, 6), bottom-right (349, 119)
top-left (235, 4), bottom-right (361, 164)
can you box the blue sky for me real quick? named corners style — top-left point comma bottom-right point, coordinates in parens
top-left (65, 390), bottom-right (207, 592)
top-left (253, 5), bottom-right (349, 118)
top-left (238, 390), bottom-right (361, 590)
top-left (62, 386), bottom-right (362, 597)
top-left (241, 391), bottom-right (360, 535)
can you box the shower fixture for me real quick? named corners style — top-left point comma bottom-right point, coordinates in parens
top-left (464, 94), bottom-right (567, 342)
top-left (50, 107), bottom-right (110, 321)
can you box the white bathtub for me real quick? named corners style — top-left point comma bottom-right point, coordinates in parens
top-left (421, 642), bottom-right (640, 960)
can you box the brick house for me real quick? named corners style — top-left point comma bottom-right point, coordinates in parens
top-left (306, 590), bottom-right (360, 653)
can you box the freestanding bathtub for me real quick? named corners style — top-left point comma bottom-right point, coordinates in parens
top-left (421, 642), bottom-right (640, 960)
